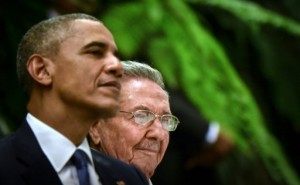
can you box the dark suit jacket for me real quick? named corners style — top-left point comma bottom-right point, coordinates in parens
top-left (0, 120), bottom-right (148, 185)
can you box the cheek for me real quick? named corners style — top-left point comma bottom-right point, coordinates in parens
top-left (101, 123), bottom-right (145, 160)
top-left (161, 136), bottom-right (169, 156)
top-left (122, 129), bottom-right (145, 150)
top-left (164, 133), bottom-right (170, 147)
top-left (121, 129), bottom-right (147, 158)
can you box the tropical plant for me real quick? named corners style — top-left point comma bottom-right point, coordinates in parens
top-left (100, 0), bottom-right (300, 184)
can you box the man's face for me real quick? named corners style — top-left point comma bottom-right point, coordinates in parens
top-left (51, 19), bottom-right (122, 118)
top-left (91, 78), bottom-right (170, 178)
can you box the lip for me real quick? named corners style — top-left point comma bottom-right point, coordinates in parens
top-left (135, 145), bottom-right (160, 153)
top-left (99, 80), bottom-right (121, 90)
top-left (137, 148), bottom-right (160, 154)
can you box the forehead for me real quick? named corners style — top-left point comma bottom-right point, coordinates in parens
top-left (61, 19), bottom-right (116, 49)
top-left (120, 78), bottom-right (169, 111)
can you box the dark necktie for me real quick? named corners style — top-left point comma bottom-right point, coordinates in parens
top-left (72, 149), bottom-right (91, 185)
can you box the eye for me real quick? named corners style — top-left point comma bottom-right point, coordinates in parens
top-left (161, 116), bottom-right (170, 123)
top-left (135, 112), bottom-right (147, 120)
top-left (134, 110), bottom-right (154, 125)
top-left (88, 49), bottom-right (104, 57)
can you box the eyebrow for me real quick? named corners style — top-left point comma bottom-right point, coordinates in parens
top-left (81, 41), bottom-right (108, 51)
top-left (133, 105), bottom-right (171, 115)
top-left (133, 105), bottom-right (149, 111)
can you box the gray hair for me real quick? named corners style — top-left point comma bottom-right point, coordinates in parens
top-left (121, 61), bottom-right (166, 90)
top-left (17, 13), bottom-right (100, 95)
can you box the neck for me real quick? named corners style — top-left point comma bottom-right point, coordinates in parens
top-left (27, 95), bottom-right (98, 146)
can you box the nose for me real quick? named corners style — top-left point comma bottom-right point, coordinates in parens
top-left (106, 54), bottom-right (123, 78)
top-left (147, 119), bottom-right (168, 139)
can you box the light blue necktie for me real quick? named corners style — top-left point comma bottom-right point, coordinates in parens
top-left (72, 149), bottom-right (91, 185)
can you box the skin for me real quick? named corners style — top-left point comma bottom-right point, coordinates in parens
top-left (90, 78), bottom-right (170, 178)
top-left (27, 19), bottom-right (122, 145)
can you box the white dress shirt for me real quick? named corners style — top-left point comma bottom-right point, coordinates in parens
top-left (149, 179), bottom-right (153, 185)
top-left (27, 113), bottom-right (101, 185)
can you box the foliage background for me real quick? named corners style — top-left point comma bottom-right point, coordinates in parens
top-left (1, 0), bottom-right (300, 184)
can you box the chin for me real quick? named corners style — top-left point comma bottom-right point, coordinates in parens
top-left (133, 163), bottom-right (155, 179)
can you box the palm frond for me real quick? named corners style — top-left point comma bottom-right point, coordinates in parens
top-left (101, 0), bottom-right (300, 184)
top-left (188, 0), bottom-right (300, 36)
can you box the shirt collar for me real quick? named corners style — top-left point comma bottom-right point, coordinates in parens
top-left (26, 113), bottom-right (94, 172)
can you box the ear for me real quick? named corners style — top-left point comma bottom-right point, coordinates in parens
top-left (26, 54), bottom-right (53, 86)
top-left (89, 121), bottom-right (103, 146)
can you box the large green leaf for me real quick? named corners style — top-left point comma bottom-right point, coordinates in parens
top-left (189, 0), bottom-right (300, 36)
top-left (102, 0), bottom-right (300, 184)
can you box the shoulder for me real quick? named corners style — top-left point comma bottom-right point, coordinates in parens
top-left (0, 134), bottom-right (15, 158)
top-left (91, 149), bottom-right (149, 185)
top-left (0, 134), bottom-right (21, 183)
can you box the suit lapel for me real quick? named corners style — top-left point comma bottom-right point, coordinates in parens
top-left (92, 149), bottom-right (127, 185)
top-left (91, 149), bottom-right (149, 185)
top-left (13, 121), bottom-right (62, 185)
top-left (92, 149), bottom-right (115, 185)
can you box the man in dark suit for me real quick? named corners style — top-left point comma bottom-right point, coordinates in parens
top-left (0, 13), bottom-right (148, 185)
